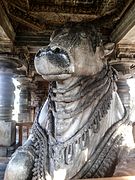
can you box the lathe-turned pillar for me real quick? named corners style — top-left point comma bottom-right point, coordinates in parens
top-left (17, 77), bottom-right (31, 122)
top-left (116, 79), bottom-right (130, 112)
top-left (30, 78), bottom-right (48, 122)
top-left (110, 58), bottom-right (133, 113)
top-left (0, 54), bottom-right (21, 156)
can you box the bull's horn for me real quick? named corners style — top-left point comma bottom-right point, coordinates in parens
top-left (104, 43), bottom-right (115, 57)
top-left (99, 43), bottom-right (115, 60)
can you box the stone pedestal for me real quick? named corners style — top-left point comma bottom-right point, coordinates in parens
top-left (0, 121), bottom-right (16, 156)
top-left (0, 121), bottom-right (16, 146)
top-left (0, 54), bottom-right (21, 156)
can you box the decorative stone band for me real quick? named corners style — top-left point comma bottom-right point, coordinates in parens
top-left (74, 108), bottom-right (129, 179)
top-left (49, 67), bottom-right (114, 132)
top-left (51, 75), bottom-right (111, 119)
top-left (49, 84), bottom-right (113, 169)
top-left (30, 66), bottom-right (122, 179)
top-left (32, 122), bottom-right (48, 180)
top-left (31, 79), bottom-right (113, 176)
top-left (52, 66), bottom-right (109, 95)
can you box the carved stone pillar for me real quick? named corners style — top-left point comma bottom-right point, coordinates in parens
top-left (29, 82), bottom-right (39, 122)
top-left (29, 78), bottom-right (48, 122)
top-left (116, 79), bottom-right (130, 112)
top-left (18, 77), bottom-right (30, 122)
top-left (110, 58), bottom-right (133, 113)
top-left (0, 54), bottom-right (21, 156)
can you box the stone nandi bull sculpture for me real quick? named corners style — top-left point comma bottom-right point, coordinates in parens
top-left (5, 23), bottom-right (135, 180)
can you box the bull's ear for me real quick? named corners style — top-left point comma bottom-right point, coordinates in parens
top-left (104, 43), bottom-right (115, 57)
top-left (50, 31), bottom-right (55, 42)
top-left (95, 43), bottom-right (115, 60)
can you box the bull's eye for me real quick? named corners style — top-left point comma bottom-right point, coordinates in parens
top-left (36, 49), bottom-right (42, 57)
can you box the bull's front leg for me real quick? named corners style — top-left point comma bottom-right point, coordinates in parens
top-left (4, 135), bottom-right (35, 180)
top-left (4, 101), bottom-right (49, 180)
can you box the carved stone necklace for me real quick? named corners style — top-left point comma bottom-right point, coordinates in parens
top-left (48, 66), bottom-right (112, 139)
top-left (31, 66), bottom-right (128, 180)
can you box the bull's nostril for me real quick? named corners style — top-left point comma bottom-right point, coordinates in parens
top-left (52, 47), bottom-right (61, 54)
top-left (36, 50), bottom-right (42, 57)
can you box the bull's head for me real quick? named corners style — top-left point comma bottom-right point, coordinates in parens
top-left (34, 23), bottom-right (114, 81)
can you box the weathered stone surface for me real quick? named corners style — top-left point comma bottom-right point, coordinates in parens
top-left (0, 121), bottom-right (16, 146)
top-left (4, 23), bottom-right (133, 180)
top-left (0, 147), bottom-right (7, 157)
top-left (0, 145), bottom-right (16, 157)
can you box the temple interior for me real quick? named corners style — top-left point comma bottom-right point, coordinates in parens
top-left (0, 0), bottom-right (135, 179)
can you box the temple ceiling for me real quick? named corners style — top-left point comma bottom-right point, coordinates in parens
top-left (2, 0), bottom-right (130, 34)
top-left (0, 0), bottom-right (135, 78)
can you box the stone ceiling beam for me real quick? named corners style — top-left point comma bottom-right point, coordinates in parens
top-left (111, 1), bottom-right (135, 43)
top-left (0, 2), bottom-right (15, 42)
top-left (15, 34), bottom-right (50, 44)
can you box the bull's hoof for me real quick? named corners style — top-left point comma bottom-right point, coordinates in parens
top-left (4, 150), bottom-right (34, 180)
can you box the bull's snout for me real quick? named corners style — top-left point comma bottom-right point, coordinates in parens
top-left (51, 47), bottom-right (61, 54)
top-left (35, 46), bottom-right (70, 68)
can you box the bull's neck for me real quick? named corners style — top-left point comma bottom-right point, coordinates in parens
top-left (47, 66), bottom-right (113, 142)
